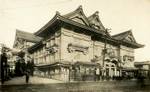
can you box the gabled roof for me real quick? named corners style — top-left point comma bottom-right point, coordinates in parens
top-left (63, 5), bottom-right (90, 26)
top-left (16, 29), bottom-right (42, 42)
top-left (33, 6), bottom-right (144, 49)
top-left (34, 5), bottom-right (109, 37)
top-left (34, 11), bottom-right (107, 36)
top-left (88, 11), bottom-right (105, 30)
top-left (112, 30), bottom-right (144, 48)
top-left (112, 30), bottom-right (134, 41)
top-left (112, 30), bottom-right (137, 43)
top-left (134, 61), bottom-right (150, 65)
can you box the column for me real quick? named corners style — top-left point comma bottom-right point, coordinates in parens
top-left (114, 68), bottom-right (117, 76)
top-left (109, 67), bottom-right (111, 77)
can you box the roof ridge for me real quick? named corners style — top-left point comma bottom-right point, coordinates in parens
top-left (16, 29), bottom-right (33, 34)
top-left (88, 11), bottom-right (99, 19)
top-left (62, 5), bottom-right (90, 26)
top-left (112, 30), bottom-right (131, 37)
top-left (63, 5), bottom-right (83, 17)
top-left (15, 29), bottom-right (42, 43)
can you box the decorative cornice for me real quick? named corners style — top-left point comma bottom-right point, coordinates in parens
top-left (67, 43), bottom-right (89, 55)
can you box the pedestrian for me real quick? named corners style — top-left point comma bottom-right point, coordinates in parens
top-left (1, 52), bottom-right (7, 84)
top-left (25, 69), bottom-right (30, 83)
top-left (25, 60), bottom-right (31, 83)
top-left (30, 59), bottom-right (35, 76)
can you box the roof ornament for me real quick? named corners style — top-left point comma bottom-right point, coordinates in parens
top-left (56, 11), bottom-right (61, 15)
top-left (78, 5), bottom-right (82, 9)
top-left (76, 5), bottom-right (83, 11)
top-left (94, 11), bottom-right (99, 16)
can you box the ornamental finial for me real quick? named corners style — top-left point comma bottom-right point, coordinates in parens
top-left (78, 5), bottom-right (82, 9)
top-left (95, 11), bottom-right (99, 16)
top-left (56, 11), bottom-right (60, 15)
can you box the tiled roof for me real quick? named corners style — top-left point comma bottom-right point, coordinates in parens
top-left (16, 29), bottom-right (43, 42)
top-left (35, 5), bottom-right (109, 37)
top-left (112, 30), bottom-right (144, 48)
top-left (33, 6), bottom-right (143, 49)
top-left (88, 11), bottom-right (105, 30)
top-left (63, 5), bottom-right (90, 26)
top-left (112, 30), bottom-right (131, 40)
top-left (134, 61), bottom-right (150, 65)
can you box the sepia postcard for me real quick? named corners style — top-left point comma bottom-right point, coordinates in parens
top-left (0, 0), bottom-right (150, 92)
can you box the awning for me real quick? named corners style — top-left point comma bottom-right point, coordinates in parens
top-left (74, 61), bottom-right (101, 67)
top-left (122, 67), bottom-right (138, 71)
top-left (35, 61), bottom-right (72, 68)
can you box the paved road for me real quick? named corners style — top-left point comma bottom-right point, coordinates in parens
top-left (1, 77), bottom-right (150, 92)
top-left (1, 76), bottom-right (63, 85)
top-left (1, 81), bottom-right (150, 92)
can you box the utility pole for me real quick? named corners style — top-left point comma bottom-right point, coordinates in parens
top-left (102, 28), bottom-right (111, 79)
top-left (102, 28), bottom-right (111, 67)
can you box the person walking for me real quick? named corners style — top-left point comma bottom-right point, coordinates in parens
top-left (25, 60), bottom-right (32, 83)
top-left (1, 53), bottom-right (7, 84)
top-left (24, 56), bottom-right (35, 83)
top-left (25, 69), bottom-right (30, 83)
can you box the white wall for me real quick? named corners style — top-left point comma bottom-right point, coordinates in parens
top-left (60, 28), bottom-right (92, 62)
top-left (120, 45), bottom-right (134, 67)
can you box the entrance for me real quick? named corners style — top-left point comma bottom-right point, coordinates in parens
top-left (104, 59), bottom-right (118, 79)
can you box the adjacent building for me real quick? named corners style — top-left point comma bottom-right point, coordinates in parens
top-left (135, 61), bottom-right (150, 79)
top-left (13, 29), bottom-right (42, 61)
top-left (13, 6), bottom-right (144, 81)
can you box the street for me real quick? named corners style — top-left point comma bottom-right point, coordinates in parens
top-left (1, 76), bottom-right (63, 85)
top-left (1, 77), bottom-right (150, 92)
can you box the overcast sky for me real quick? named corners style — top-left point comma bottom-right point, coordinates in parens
top-left (0, 0), bottom-right (150, 61)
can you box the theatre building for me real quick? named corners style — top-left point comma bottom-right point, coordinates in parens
top-left (13, 6), bottom-right (144, 81)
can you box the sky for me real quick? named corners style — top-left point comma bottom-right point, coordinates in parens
top-left (0, 0), bottom-right (150, 61)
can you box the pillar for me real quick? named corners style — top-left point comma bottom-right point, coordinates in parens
top-left (109, 67), bottom-right (111, 77)
top-left (114, 68), bottom-right (117, 76)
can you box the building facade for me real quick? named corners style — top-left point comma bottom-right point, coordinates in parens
top-left (135, 61), bottom-right (150, 79)
top-left (13, 6), bottom-right (144, 81)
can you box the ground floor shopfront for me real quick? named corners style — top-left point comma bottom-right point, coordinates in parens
top-left (33, 61), bottom-right (126, 82)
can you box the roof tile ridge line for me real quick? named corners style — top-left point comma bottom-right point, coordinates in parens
top-left (87, 11), bottom-right (106, 31)
top-left (63, 5), bottom-right (90, 26)
top-left (112, 30), bottom-right (131, 37)
top-left (63, 5), bottom-right (83, 17)
top-left (16, 29), bottom-right (42, 40)
top-left (121, 30), bottom-right (132, 41)
top-left (79, 6), bottom-right (90, 26)
top-left (16, 29), bottom-right (33, 34)
top-left (58, 14), bottom-right (106, 35)
top-left (88, 11), bottom-right (103, 23)
top-left (119, 29), bottom-right (138, 42)
top-left (128, 29), bottom-right (137, 43)
top-left (88, 11), bottom-right (99, 19)
top-left (34, 12), bottom-right (61, 35)
top-left (74, 5), bottom-right (90, 26)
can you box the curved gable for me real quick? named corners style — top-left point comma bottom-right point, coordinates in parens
top-left (124, 31), bottom-right (136, 43)
top-left (88, 11), bottom-right (105, 30)
top-left (63, 5), bottom-right (90, 26)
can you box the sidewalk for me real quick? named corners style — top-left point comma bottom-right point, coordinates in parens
top-left (1, 76), bottom-right (64, 85)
